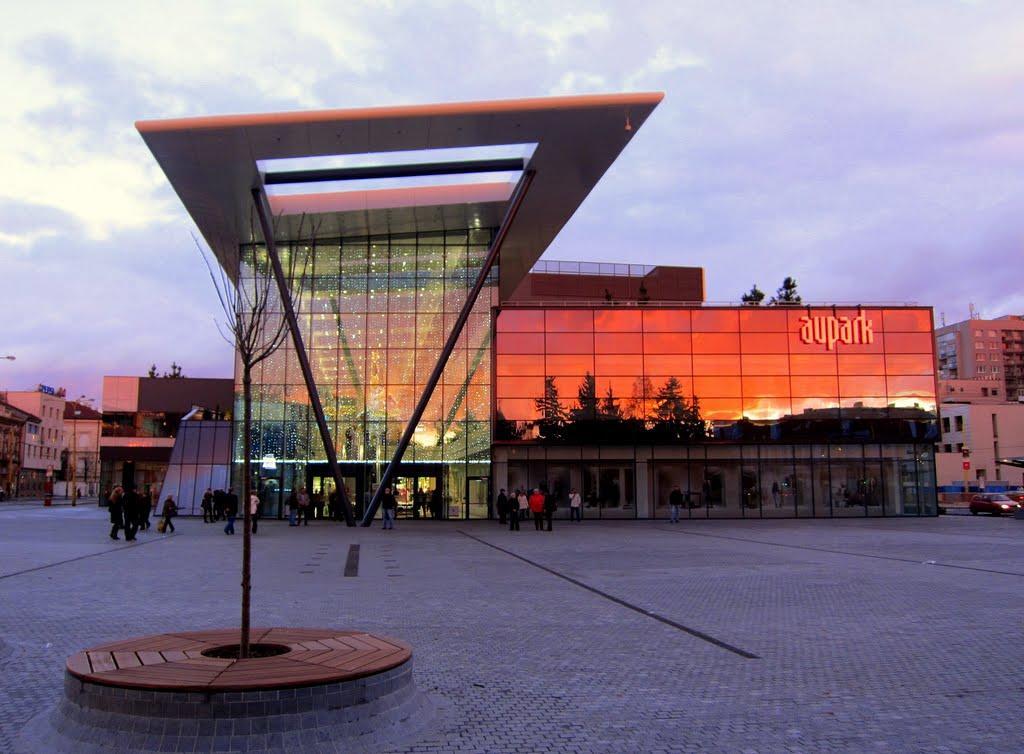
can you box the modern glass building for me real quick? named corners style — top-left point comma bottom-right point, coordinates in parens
top-left (137, 93), bottom-right (938, 521)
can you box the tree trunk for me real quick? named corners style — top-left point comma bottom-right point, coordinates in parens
top-left (241, 365), bottom-right (252, 659)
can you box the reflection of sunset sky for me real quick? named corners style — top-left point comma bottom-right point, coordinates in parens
top-left (495, 307), bottom-right (935, 424)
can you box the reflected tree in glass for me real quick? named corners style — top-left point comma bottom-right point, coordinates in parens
top-left (535, 376), bottom-right (568, 440)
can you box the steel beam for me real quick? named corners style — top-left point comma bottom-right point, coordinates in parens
top-left (264, 158), bottom-right (525, 186)
top-left (251, 187), bottom-right (355, 526)
top-left (360, 169), bottom-right (536, 526)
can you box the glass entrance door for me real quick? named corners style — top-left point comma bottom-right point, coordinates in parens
top-left (467, 477), bottom-right (489, 519)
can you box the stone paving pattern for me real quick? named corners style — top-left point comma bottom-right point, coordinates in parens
top-left (1, 504), bottom-right (1022, 753)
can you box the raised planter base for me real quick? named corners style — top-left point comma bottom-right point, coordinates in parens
top-left (18, 628), bottom-right (435, 753)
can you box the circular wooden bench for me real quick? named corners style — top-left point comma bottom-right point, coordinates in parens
top-left (66, 627), bottom-right (411, 692)
top-left (26, 628), bottom-right (431, 753)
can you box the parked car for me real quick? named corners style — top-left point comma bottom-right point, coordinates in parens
top-left (968, 493), bottom-right (1022, 516)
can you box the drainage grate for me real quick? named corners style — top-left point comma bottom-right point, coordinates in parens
top-left (344, 544), bottom-right (360, 577)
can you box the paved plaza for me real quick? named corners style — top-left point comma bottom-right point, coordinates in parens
top-left (1, 504), bottom-right (1022, 753)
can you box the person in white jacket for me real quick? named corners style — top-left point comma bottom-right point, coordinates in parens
top-left (569, 488), bottom-right (582, 522)
top-left (250, 492), bottom-right (261, 535)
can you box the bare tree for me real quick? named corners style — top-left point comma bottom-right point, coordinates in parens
top-left (197, 215), bottom-right (312, 658)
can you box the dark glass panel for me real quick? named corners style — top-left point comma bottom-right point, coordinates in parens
top-left (693, 376), bottom-right (741, 397)
top-left (740, 332), bottom-right (789, 353)
top-left (741, 354), bottom-right (790, 375)
top-left (546, 354), bottom-right (595, 374)
top-left (883, 309), bottom-right (931, 332)
top-left (642, 309), bottom-right (691, 332)
top-left (545, 309), bottom-right (593, 332)
top-left (595, 333), bottom-right (643, 354)
top-left (837, 354), bottom-right (886, 374)
top-left (496, 332), bottom-right (545, 354)
top-left (738, 308), bottom-right (788, 332)
top-left (789, 354), bottom-right (838, 375)
top-left (742, 375), bottom-right (790, 397)
top-left (595, 354), bottom-right (643, 375)
top-left (643, 333), bottom-right (691, 354)
top-left (691, 309), bottom-right (739, 331)
top-left (497, 309), bottom-right (545, 332)
top-left (594, 309), bottom-right (642, 332)
top-left (883, 332), bottom-right (934, 353)
top-left (692, 354), bottom-right (741, 375)
top-left (644, 354), bottom-right (692, 375)
top-left (791, 375), bottom-right (839, 397)
top-left (496, 376), bottom-right (546, 397)
top-left (838, 375), bottom-right (887, 396)
top-left (547, 333), bottom-right (596, 354)
top-left (691, 332), bottom-right (741, 353)
top-left (884, 354), bottom-right (935, 375)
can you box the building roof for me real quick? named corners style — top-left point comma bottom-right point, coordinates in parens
top-left (0, 400), bottom-right (39, 424)
top-left (136, 92), bottom-right (663, 299)
top-left (64, 401), bottom-right (103, 421)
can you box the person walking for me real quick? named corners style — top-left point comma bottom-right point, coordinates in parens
top-left (123, 488), bottom-right (139, 541)
top-left (224, 487), bottom-right (238, 535)
top-left (669, 485), bottom-right (683, 523)
top-left (108, 486), bottom-right (124, 540)
top-left (529, 488), bottom-right (546, 531)
top-left (568, 488), bottom-right (582, 522)
top-left (213, 488), bottom-right (226, 521)
top-left (297, 487), bottom-right (310, 526)
top-left (430, 488), bottom-right (442, 520)
top-left (496, 488), bottom-right (509, 525)
top-left (200, 489), bottom-right (213, 523)
top-left (160, 495), bottom-right (178, 533)
top-left (543, 490), bottom-right (556, 531)
top-left (381, 486), bottom-right (397, 530)
top-left (286, 489), bottom-right (298, 526)
top-left (517, 489), bottom-right (529, 522)
top-left (249, 491), bottom-right (260, 535)
top-left (138, 487), bottom-right (152, 531)
top-left (508, 490), bottom-right (520, 531)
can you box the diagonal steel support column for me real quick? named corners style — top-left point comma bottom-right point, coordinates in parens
top-left (361, 170), bottom-right (536, 526)
top-left (251, 187), bottom-right (356, 526)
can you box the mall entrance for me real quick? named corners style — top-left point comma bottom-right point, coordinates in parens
top-left (305, 462), bottom-right (449, 520)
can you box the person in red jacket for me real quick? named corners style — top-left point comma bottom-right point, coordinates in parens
top-left (528, 489), bottom-right (546, 531)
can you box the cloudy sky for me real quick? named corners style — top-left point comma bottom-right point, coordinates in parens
top-left (3, 0), bottom-right (1024, 401)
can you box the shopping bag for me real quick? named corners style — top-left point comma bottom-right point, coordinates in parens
top-left (157, 519), bottom-right (167, 533)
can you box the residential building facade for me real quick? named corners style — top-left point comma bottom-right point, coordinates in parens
top-left (936, 315), bottom-right (1024, 401)
top-left (2, 386), bottom-right (67, 497)
top-left (0, 400), bottom-right (32, 498)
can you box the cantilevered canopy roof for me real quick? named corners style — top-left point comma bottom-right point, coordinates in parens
top-left (136, 92), bottom-right (662, 299)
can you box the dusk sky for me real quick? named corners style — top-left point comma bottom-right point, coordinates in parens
top-left (3, 1), bottom-right (1023, 402)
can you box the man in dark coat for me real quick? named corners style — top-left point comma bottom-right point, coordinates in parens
top-left (496, 489), bottom-right (509, 525)
top-left (123, 488), bottom-right (139, 541)
top-left (213, 489), bottom-right (226, 521)
top-left (224, 488), bottom-right (239, 535)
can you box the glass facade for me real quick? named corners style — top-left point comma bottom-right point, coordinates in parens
top-left (236, 229), bottom-right (497, 519)
top-left (493, 306), bottom-right (938, 517)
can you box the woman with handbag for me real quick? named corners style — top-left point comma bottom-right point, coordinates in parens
top-left (159, 496), bottom-right (178, 533)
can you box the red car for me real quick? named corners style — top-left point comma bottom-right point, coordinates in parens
top-left (968, 493), bottom-right (1021, 516)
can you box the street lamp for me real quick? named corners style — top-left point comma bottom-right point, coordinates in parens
top-left (1, 355), bottom-right (14, 361)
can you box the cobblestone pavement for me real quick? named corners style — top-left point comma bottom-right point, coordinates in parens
top-left (1, 506), bottom-right (1022, 753)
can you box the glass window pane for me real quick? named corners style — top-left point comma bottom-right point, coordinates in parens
top-left (497, 309), bottom-right (545, 332)
top-left (545, 310), bottom-right (593, 332)
top-left (594, 309), bottom-right (642, 332)
top-left (692, 310), bottom-right (739, 331)
top-left (642, 310), bottom-right (691, 332)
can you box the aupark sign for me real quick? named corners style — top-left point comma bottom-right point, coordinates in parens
top-left (798, 311), bottom-right (875, 351)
